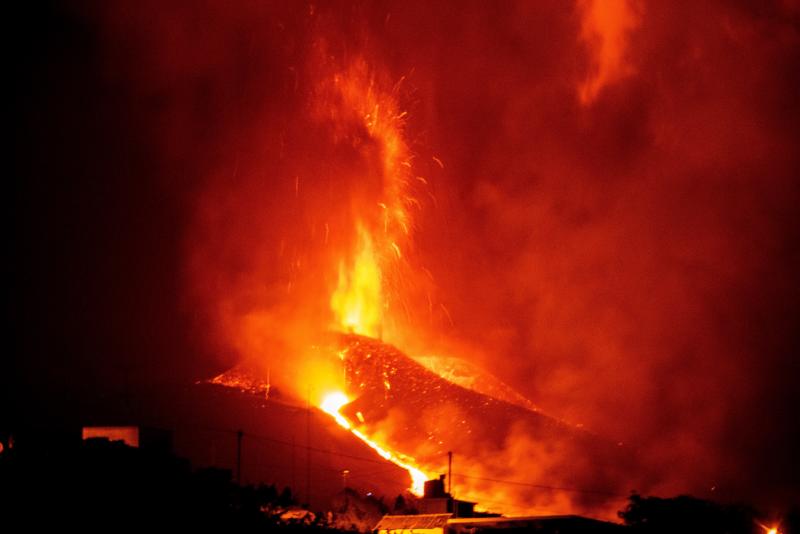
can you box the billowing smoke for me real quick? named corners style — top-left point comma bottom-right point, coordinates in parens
top-left (14, 0), bottom-right (799, 517)
top-left (404, 1), bottom-right (800, 513)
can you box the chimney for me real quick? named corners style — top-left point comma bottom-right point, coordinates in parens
top-left (423, 475), bottom-right (447, 499)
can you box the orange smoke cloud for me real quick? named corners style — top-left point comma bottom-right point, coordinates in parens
top-left (578, 0), bottom-right (641, 104)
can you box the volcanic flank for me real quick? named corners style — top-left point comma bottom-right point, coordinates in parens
top-left (214, 333), bottom-right (639, 517)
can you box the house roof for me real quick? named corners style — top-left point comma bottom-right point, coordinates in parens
top-left (375, 514), bottom-right (453, 530)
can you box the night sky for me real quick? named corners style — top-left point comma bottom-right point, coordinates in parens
top-left (9, 0), bottom-right (800, 514)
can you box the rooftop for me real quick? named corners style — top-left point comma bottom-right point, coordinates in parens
top-left (375, 514), bottom-right (453, 530)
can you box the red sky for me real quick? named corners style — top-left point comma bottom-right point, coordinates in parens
top-left (10, 0), bottom-right (799, 514)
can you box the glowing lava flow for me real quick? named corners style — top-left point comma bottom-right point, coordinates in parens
top-left (321, 391), bottom-right (429, 495)
top-left (757, 523), bottom-right (781, 534)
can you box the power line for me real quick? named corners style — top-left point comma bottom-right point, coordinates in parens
top-left (170, 422), bottom-right (628, 499)
top-left (246, 432), bottom-right (399, 466)
top-left (246, 430), bottom-right (626, 499)
top-left (466, 496), bottom-right (534, 514)
top-left (451, 472), bottom-right (626, 498)
top-left (170, 422), bottom-right (394, 467)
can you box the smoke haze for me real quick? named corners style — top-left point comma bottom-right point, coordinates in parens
top-left (11, 0), bottom-right (799, 516)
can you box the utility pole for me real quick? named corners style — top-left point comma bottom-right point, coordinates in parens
top-left (306, 386), bottom-right (311, 506)
top-left (447, 451), bottom-right (453, 495)
top-left (236, 429), bottom-right (244, 484)
top-left (292, 435), bottom-right (296, 493)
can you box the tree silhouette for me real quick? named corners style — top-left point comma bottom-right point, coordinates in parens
top-left (619, 493), bottom-right (758, 534)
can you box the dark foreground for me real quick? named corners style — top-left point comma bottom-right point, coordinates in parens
top-left (0, 435), bottom-right (795, 534)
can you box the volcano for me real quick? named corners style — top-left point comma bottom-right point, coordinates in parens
top-left (214, 333), bottom-right (638, 517)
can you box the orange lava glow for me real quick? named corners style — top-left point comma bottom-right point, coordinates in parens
top-left (330, 223), bottom-right (383, 337)
top-left (757, 522), bottom-right (781, 534)
top-left (320, 391), bottom-right (429, 495)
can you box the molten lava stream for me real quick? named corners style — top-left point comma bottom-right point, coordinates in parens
top-left (320, 391), bottom-right (429, 495)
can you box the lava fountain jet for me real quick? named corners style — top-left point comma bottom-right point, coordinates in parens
top-left (330, 223), bottom-right (383, 338)
top-left (318, 54), bottom-right (419, 345)
top-left (311, 51), bottom-right (436, 495)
